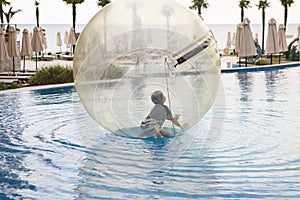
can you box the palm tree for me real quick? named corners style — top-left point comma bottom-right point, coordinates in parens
top-left (279, 0), bottom-right (294, 31)
top-left (189, 0), bottom-right (209, 20)
top-left (257, 0), bottom-right (270, 53)
top-left (97, 0), bottom-right (111, 51)
top-left (97, 0), bottom-right (110, 7)
top-left (4, 6), bottom-right (22, 24)
top-left (239, 0), bottom-right (251, 23)
top-left (0, 0), bottom-right (10, 25)
top-left (62, 0), bottom-right (85, 33)
top-left (35, 0), bottom-right (39, 27)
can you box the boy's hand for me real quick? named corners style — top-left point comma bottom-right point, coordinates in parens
top-left (173, 114), bottom-right (180, 121)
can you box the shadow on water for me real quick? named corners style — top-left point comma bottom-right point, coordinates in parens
top-left (30, 84), bottom-right (75, 105)
top-left (32, 84), bottom-right (75, 96)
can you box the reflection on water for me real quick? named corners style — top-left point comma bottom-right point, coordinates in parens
top-left (264, 70), bottom-right (281, 101)
top-left (0, 67), bottom-right (300, 199)
top-left (236, 72), bottom-right (254, 102)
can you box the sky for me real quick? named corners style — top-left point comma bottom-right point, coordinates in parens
top-left (7, 0), bottom-right (300, 25)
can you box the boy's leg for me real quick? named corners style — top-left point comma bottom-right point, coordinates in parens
top-left (180, 122), bottom-right (189, 131)
top-left (154, 126), bottom-right (162, 138)
top-left (155, 132), bottom-right (162, 138)
top-left (160, 129), bottom-right (172, 137)
top-left (138, 130), bottom-right (145, 138)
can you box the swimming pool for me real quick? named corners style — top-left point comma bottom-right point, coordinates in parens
top-left (1, 66), bottom-right (299, 199)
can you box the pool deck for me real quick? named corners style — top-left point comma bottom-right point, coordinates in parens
top-left (0, 59), bottom-right (73, 84)
top-left (221, 56), bottom-right (300, 73)
top-left (1, 56), bottom-right (300, 84)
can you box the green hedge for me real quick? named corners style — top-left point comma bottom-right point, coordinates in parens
top-left (254, 57), bottom-right (288, 65)
top-left (0, 82), bottom-right (22, 90)
top-left (254, 58), bottom-right (270, 65)
top-left (28, 65), bottom-right (74, 86)
top-left (99, 64), bottom-right (126, 80)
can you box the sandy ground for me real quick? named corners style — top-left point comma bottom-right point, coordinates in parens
top-left (22, 58), bottom-right (73, 72)
top-left (4, 55), bottom-right (237, 74)
top-left (22, 56), bottom-right (237, 70)
top-left (221, 55), bottom-right (238, 63)
top-left (20, 56), bottom-right (238, 72)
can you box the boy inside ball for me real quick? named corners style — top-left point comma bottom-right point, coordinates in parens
top-left (138, 90), bottom-right (186, 138)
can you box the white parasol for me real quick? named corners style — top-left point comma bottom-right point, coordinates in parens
top-left (255, 33), bottom-right (259, 41)
top-left (38, 27), bottom-right (47, 53)
top-left (43, 35), bottom-right (48, 51)
top-left (56, 32), bottom-right (63, 52)
top-left (231, 32), bottom-right (236, 46)
top-left (8, 26), bottom-right (19, 74)
top-left (64, 31), bottom-right (69, 52)
top-left (31, 27), bottom-right (43, 70)
top-left (239, 18), bottom-right (256, 66)
top-left (266, 18), bottom-right (279, 64)
top-left (235, 23), bottom-right (243, 55)
top-left (297, 25), bottom-right (300, 61)
top-left (20, 28), bottom-right (32, 72)
top-left (0, 29), bottom-right (9, 62)
top-left (278, 24), bottom-right (288, 63)
top-left (68, 27), bottom-right (76, 54)
top-left (30, 31), bottom-right (33, 44)
top-left (226, 31), bottom-right (231, 49)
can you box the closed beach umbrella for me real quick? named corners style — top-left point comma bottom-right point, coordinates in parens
top-left (43, 35), bottom-right (48, 51)
top-left (255, 33), bottom-right (259, 41)
top-left (20, 29), bottom-right (32, 72)
top-left (39, 27), bottom-right (46, 52)
top-left (231, 32), bottom-right (236, 46)
top-left (266, 18), bottom-right (279, 64)
top-left (235, 23), bottom-right (243, 54)
top-left (278, 24), bottom-right (288, 63)
top-left (64, 31), bottom-right (69, 51)
top-left (32, 27), bottom-right (43, 52)
top-left (226, 31), bottom-right (231, 49)
top-left (56, 32), bottom-right (62, 52)
top-left (0, 29), bottom-right (9, 62)
top-left (223, 31), bottom-right (231, 55)
top-left (31, 27), bottom-right (43, 70)
top-left (8, 26), bottom-right (19, 74)
top-left (68, 27), bottom-right (76, 54)
top-left (68, 27), bottom-right (76, 45)
top-left (8, 26), bottom-right (19, 56)
top-left (239, 18), bottom-right (256, 66)
top-left (30, 31), bottom-right (33, 44)
top-left (298, 25), bottom-right (300, 60)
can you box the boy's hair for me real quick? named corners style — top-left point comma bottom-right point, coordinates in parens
top-left (151, 90), bottom-right (163, 104)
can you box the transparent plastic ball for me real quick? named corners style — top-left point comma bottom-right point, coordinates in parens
top-left (73, 0), bottom-right (221, 138)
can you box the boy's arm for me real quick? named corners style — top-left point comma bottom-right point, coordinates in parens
top-left (165, 106), bottom-right (183, 128)
top-left (168, 113), bottom-right (189, 131)
top-left (168, 114), bottom-right (181, 127)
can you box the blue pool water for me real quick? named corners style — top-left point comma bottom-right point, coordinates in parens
top-left (1, 67), bottom-right (300, 199)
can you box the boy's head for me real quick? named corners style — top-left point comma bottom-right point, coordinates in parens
top-left (151, 90), bottom-right (164, 104)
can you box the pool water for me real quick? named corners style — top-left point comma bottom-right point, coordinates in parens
top-left (1, 67), bottom-right (300, 199)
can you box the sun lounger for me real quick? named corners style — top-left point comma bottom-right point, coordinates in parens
top-left (0, 78), bottom-right (19, 84)
top-left (59, 54), bottom-right (73, 61)
top-left (31, 55), bottom-right (54, 61)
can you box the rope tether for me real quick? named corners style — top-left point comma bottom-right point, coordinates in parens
top-left (164, 57), bottom-right (176, 134)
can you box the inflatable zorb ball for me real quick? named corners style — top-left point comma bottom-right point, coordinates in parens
top-left (73, 0), bottom-right (221, 138)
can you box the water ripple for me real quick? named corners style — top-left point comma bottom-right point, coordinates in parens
top-left (1, 68), bottom-right (300, 199)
